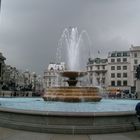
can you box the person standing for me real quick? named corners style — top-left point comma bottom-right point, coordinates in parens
top-left (135, 102), bottom-right (140, 121)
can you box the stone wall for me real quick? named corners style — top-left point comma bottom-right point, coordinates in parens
top-left (0, 108), bottom-right (139, 134)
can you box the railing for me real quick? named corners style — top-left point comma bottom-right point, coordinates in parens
top-left (0, 91), bottom-right (33, 97)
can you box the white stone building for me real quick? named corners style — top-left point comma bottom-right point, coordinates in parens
top-left (107, 50), bottom-right (131, 92)
top-left (87, 58), bottom-right (108, 87)
top-left (43, 62), bottom-right (66, 89)
top-left (87, 45), bottom-right (140, 94)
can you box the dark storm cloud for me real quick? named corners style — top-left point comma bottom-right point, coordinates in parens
top-left (0, 0), bottom-right (140, 74)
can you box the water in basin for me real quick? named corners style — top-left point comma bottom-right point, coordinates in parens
top-left (0, 97), bottom-right (139, 113)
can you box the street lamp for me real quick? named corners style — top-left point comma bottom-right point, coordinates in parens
top-left (32, 72), bottom-right (37, 94)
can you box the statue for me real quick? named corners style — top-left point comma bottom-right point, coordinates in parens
top-left (136, 64), bottom-right (140, 80)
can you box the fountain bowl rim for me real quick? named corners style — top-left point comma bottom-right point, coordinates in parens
top-left (58, 70), bottom-right (87, 78)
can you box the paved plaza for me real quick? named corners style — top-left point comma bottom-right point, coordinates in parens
top-left (0, 127), bottom-right (140, 140)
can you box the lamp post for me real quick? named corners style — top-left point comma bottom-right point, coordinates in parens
top-left (32, 72), bottom-right (37, 95)
top-left (38, 75), bottom-right (42, 92)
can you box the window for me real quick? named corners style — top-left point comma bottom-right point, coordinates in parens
top-left (97, 78), bottom-right (100, 84)
top-left (97, 66), bottom-right (100, 70)
top-left (50, 67), bottom-right (54, 71)
top-left (111, 53), bottom-right (116, 57)
top-left (134, 53), bottom-right (137, 57)
top-left (102, 78), bottom-right (105, 84)
top-left (123, 73), bottom-right (127, 78)
top-left (134, 66), bottom-right (137, 71)
top-left (111, 66), bottom-right (115, 70)
top-left (117, 66), bottom-right (121, 70)
top-left (117, 58), bottom-right (121, 62)
top-left (117, 52), bottom-right (121, 57)
top-left (90, 66), bottom-right (92, 71)
top-left (134, 59), bottom-right (138, 64)
top-left (102, 59), bottom-right (107, 63)
top-left (111, 81), bottom-right (115, 86)
top-left (111, 73), bottom-right (115, 78)
top-left (102, 65), bottom-right (105, 69)
top-left (117, 80), bottom-right (121, 86)
top-left (95, 58), bottom-right (100, 63)
top-left (117, 73), bottom-right (121, 78)
top-left (123, 52), bottom-right (128, 56)
top-left (96, 72), bottom-right (100, 76)
top-left (134, 73), bottom-right (137, 78)
top-left (123, 81), bottom-right (127, 86)
top-left (90, 78), bottom-right (93, 84)
top-left (123, 66), bottom-right (127, 70)
top-left (123, 58), bottom-right (127, 62)
top-left (111, 59), bottom-right (115, 62)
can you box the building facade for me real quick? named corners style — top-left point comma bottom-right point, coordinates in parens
top-left (87, 58), bottom-right (108, 87)
top-left (43, 62), bottom-right (66, 89)
top-left (87, 45), bottom-right (140, 94)
top-left (107, 50), bottom-right (131, 92)
top-left (43, 45), bottom-right (140, 94)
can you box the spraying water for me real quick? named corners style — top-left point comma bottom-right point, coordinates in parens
top-left (57, 27), bottom-right (91, 71)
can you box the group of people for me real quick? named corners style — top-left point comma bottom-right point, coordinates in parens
top-left (1, 81), bottom-right (33, 92)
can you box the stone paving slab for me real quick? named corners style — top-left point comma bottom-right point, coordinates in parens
top-left (0, 127), bottom-right (140, 140)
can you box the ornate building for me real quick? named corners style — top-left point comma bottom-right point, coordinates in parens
top-left (43, 62), bottom-right (66, 89)
top-left (87, 58), bottom-right (108, 87)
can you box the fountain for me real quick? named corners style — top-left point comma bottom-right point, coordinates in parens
top-left (0, 28), bottom-right (140, 134)
top-left (43, 27), bottom-right (102, 102)
top-left (43, 71), bottom-right (102, 102)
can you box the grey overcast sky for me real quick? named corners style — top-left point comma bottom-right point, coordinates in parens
top-left (0, 0), bottom-right (140, 74)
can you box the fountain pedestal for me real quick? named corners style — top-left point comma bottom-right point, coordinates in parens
top-left (43, 71), bottom-right (102, 102)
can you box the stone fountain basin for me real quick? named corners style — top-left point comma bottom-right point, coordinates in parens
top-left (0, 106), bottom-right (140, 134)
top-left (43, 86), bottom-right (102, 102)
top-left (59, 71), bottom-right (87, 78)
